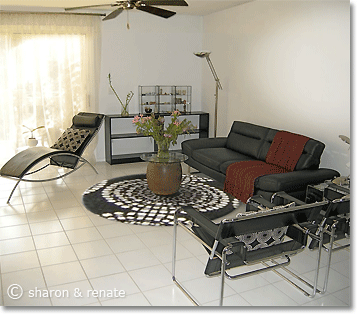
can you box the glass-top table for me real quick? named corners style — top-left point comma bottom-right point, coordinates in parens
top-left (140, 152), bottom-right (188, 195)
top-left (140, 152), bottom-right (188, 163)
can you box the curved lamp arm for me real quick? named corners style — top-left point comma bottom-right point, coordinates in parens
top-left (194, 51), bottom-right (223, 137)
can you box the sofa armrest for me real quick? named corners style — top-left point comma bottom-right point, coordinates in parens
top-left (182, 137), bottom-right (227, 156)
top-left (255, 168), bottom-right (340, 193)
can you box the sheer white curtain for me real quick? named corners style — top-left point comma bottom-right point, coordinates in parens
top-left (0, 13), bottom-right (101, 165)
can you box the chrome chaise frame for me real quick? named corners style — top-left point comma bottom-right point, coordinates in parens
top-left (0, 112), bottom-right (104, 203)
top-left (2, 151), bottom-right (98, 204)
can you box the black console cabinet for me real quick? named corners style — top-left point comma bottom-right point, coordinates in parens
top-left (105, 111), bottom-right (209, 164)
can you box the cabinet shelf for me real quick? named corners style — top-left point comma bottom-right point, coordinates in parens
top-left (139, 85), bottom-right (191, 114)
top-left (110, 128), bottom-right (202, 140)
top-left (105, 112), bottom-right (209, 164)
top-left (111, 133), bottom-right (145, 139)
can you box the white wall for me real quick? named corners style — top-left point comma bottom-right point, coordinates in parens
top-left (96, 12), bottom-right (203, 161)
top-left (202, 0), bottom-right (350, 175)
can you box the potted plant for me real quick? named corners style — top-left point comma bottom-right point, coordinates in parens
top-left (23, 125), bottom-right (45, 147)
top-left (132, 111), bottom-right (195, 159)
top-left (132, 111), bottom-right (196, 195)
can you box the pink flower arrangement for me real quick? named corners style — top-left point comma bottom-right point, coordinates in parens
top-left (132, 111), bottom-right (196, 153)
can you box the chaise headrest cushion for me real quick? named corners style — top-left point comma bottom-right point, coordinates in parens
top-left (73, 114), bottom-right (99, 128)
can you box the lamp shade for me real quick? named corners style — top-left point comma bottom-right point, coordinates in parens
top-left (193, 51), bottom-right (211, 58)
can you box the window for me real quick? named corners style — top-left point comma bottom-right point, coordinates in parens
top-left (0, 13), bottom-right (101, 164)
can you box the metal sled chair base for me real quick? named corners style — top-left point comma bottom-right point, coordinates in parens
top-left (314, 222), bottom-right (350, 295)
top-left (172, 217), bottom-right (327, 306)
top-left (3, 152), bottom-right (97, 204)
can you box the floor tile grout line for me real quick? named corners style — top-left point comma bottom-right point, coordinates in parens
top-left (9, 182), bottom-right (55, 307)
top-left (87, 217), bottom-right (155, 306)
top-left (329, 288), bottom-right (350, 305)
top-left (19, 175), bottom-right (95, 307)
top-left (70, 171), bottom-right (162, 304)
top-left (45, 202), bottom-right (102, 306)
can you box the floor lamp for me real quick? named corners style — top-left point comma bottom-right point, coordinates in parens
top-left (194, 51), bottom-right (223, 138)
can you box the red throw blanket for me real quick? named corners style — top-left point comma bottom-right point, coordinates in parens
top-left (224, 131), bottom-right (310, 203)
top-left (266, 131), bottom-right (310, 172)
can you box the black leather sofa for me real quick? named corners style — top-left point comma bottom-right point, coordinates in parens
top-left (182, 121), bottom-right (340, 201)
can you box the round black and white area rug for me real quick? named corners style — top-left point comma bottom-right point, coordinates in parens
top-left (82, 174), bottom-right (240, 226)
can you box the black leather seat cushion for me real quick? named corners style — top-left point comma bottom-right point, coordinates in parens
top-left (254, 169), bottom-right (340, 192)
top-left (192, 148), bottom-right (253, 172)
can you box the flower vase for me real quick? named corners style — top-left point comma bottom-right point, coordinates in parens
top-left (156, 141), bottom-right (170, 160)
top-left (121, 107), bottom-right (129, 117)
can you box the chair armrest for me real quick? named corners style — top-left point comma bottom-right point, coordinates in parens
top-left (182, 137), bottom-right (227, 155)
top-left (286, 224), bottom-right (309, 244)
top-left (255, 168), bottom-right (340, 192)
top-left (271, 191), bottom-right (306, 206)
top-left (178, 206), bottom-right (219, 239)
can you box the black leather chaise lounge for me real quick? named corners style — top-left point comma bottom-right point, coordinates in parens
top-left (0, 112), bottom-right (104, 203)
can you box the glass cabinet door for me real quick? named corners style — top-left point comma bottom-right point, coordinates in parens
top-left (139, 85), bottom-right (192, 114)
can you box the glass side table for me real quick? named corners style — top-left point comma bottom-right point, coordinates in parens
top-left (141, 152), bottom-right (188, 196)
top-left (140, 152), bottom-right (188, 163)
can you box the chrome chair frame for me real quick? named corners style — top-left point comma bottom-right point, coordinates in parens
top-left (308, 194), bottom-right (350, 294)
top-left (172, 200), bottom-right (329, 306)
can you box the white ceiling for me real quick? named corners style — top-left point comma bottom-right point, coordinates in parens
top-left (0, 0), bottom-right (253, 16)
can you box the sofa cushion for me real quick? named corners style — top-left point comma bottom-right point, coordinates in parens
top-left (219, 159), bottom-right (253, 174)
top-left (295, 140), bottom-right (325, 170)
top-left (263, 132), bottom-right (324, 171)
top-left (192, 148), bottom-right (252, 172)
top-left (226, 121), bottom-right (271, 160)
top-left (254, 168), bottom-right (340, 193)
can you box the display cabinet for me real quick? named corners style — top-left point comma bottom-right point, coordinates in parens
top-left (139, 85), bottom-right (192, 114)
top-left (105, 111), bottom-right (208, 164)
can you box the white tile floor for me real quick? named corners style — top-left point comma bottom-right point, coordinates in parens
top-left (0, 161), bottom-right (351, 307)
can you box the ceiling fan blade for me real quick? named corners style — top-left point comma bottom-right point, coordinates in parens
top-left (103, 8), bottom-right (124, 21)
top-left (136, 5), bottom-right (176, 18)
top-left (65, 4), bottom-right (115, 11)
top-left (141, 0), bottom-right (188, 6)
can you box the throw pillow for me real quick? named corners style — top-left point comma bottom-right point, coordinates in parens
top-left (51, 128), bottom-right (90, 152)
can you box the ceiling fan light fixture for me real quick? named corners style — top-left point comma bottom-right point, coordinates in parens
top-left (65, 0), bottom-right (188, 22)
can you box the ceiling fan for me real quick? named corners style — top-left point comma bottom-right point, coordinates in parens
top-left (65, 0), bottom-right (189, 21)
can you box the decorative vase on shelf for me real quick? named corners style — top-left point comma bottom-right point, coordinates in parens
top-left (108, 73), bottom-right (133, 117)
top-left (121, 107), bottom-right (129, 117)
